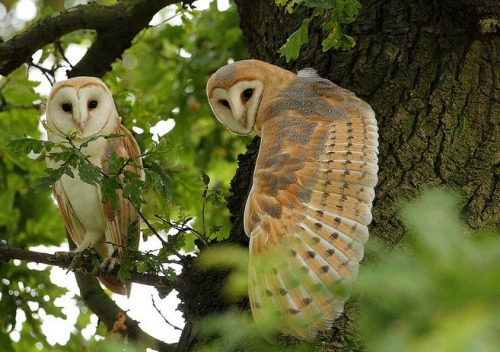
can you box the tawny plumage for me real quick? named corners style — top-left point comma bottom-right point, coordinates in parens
top-left (207, 60), bottom-right (378, 341)
top-left (45, 77), bottom-right (143, 296)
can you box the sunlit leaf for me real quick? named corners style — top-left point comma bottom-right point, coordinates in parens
top-left (278, 18), bottom-right (311, 62)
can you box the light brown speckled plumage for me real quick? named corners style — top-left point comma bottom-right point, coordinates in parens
top-left (207, 60), bottom-right (378, 342)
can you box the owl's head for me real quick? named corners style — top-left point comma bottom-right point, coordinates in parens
top-left (206, 60), bottom-right (296, 135)
top-left (46, 77), bottom-right (118, 139)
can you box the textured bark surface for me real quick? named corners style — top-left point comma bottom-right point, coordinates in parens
top-left (221, 0), bottom-right (499, 349)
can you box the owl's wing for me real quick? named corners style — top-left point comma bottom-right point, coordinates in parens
top-left (97, 124), bottom-right (143, 296)
top-left (52, 181), bottom-right (86, 248)
top-left (245, 85), bottom-right (378, 341)
top-left (99, 124), bottom-right (143, 254)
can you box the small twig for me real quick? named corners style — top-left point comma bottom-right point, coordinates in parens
top-left (54, 39), bottom-right (74, 69)
top-left (27, 59), bottom-right (57, 85)
top-left (151, 295), bottom-right (183, 331)
top-left (153, 214), bottom-right (209, 246)
top-left (137, 210), bottom-right (183, 259)
top-left (201, 188), bottom-right (208, 241)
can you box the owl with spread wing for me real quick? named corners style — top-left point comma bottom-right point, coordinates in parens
top-left (207, 60), bottom-right (378, 341)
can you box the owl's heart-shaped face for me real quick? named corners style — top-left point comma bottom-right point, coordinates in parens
top-left (46, 77), bottom-right (118, 139)
top-left (206, 60), bottom-right (299, 136)
top-left (208, 79), bottom-right (264, 135)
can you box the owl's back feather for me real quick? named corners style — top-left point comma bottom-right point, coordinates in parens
top-left (245, 72), bottom-right (378, 341)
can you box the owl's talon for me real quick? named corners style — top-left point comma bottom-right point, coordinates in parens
top-left (100, 256), bottom-right (118, 273)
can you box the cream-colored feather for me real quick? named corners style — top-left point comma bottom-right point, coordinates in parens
top-left (207, 60), bottom-right (378, 341)
top-left (46, 77), bottom-right (143, 296)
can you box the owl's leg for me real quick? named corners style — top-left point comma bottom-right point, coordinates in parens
top-left (74, 231), bottom-right (103, 252)
top-left (99, 230), bottom-right (118, 271)
top-left (54, 231), bottom-right (101, 261)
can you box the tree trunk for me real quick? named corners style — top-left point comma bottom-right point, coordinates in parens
top-left (175, 0), bottom-right (499, 350)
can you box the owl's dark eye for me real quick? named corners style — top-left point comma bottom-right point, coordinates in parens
top-left (241, 88), bottom-right (254, 101)
top-left (219, 99), bottom-right (230, 108)
top-left (88, 100), bottom-right (98, 109)
top-left (62, 103), bottom-right (72, 112)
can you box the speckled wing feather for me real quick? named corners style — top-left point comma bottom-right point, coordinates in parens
top-left (245, 75), bottom-right (378, 341)
top-left (52, 182), bottom-right (85, 247)
top-left (97, 124), bottom-right (144, 295)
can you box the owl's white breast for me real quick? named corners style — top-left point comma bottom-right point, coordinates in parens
top-left (60, 173), bottom-right (107, 235)
top-left (50, 136), bottom-right (109, 239)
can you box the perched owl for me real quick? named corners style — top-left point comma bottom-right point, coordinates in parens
top-left (45, 77), bottom-right (143, 296)
top-left (207, 60), bottom-right (378, 341)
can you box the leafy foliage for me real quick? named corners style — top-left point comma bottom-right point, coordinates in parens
top-left (356, 189), bottom-right (500, 352)
top-left (276, 0), bottom-right (361, 61)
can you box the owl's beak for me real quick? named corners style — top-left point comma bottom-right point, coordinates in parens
top-left (238, 109), bottom-right (247, 128)
top-left (75, 110), bottom-right (87, 131)
top-left (231, 105), bottom-right (246, 128)
top-left (75, 101), bottom-right (89, 131)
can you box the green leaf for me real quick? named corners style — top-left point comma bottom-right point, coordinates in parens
top-left (105, 152), bottom-right (125, 176)
top-left (78, 162), bottom-right (102, 186)
top-left (278, 18), bottom-right (311, 62)
top-left (8, 138), bottom-right (53, 154)
top-left (100, 177), bottom-right (120, 210)
top-left (303, 0), bottom-right (336, 9)
top-left (205, 188), bottom-right (224, 206)
top-left (136, 260), bottom-right (149, 274)
top-left (276, 0), bottom-right (361, 59)
top-left (146, 169), bottom-right (170, 199)
top-left (200, 170), bottom-right (210, 186)
top-left (33, 167), bottom-right (74, 193)
top-left (123, 181), bottom-right (144, 209)
top-left (322, 25), bottom-right (356, 51)
top-left (344, 0), bottom-right (361, 17)
top-left (118, 256), bottom-right (132, 282)
top-left (209, 224), bottom-right (224, 237)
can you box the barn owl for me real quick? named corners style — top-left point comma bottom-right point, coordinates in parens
top-left (45, 77), bottom-right (143, 296)
top-left (207, 60), bottom-right (378, 342)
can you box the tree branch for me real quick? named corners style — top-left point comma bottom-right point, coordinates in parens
top-left (0, 245), bottom-right (175, 294)
top-left (75, 272), bottom-right (177, 352)
top-left (0, 0), bottom-right (192, 77)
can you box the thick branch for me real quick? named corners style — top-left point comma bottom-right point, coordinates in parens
top-left (75, 272), bottom-right (177, 352)
top-left (0, 0), bottom-right (186, 77)
top-left (0, 245), bottom-right (175, 294)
